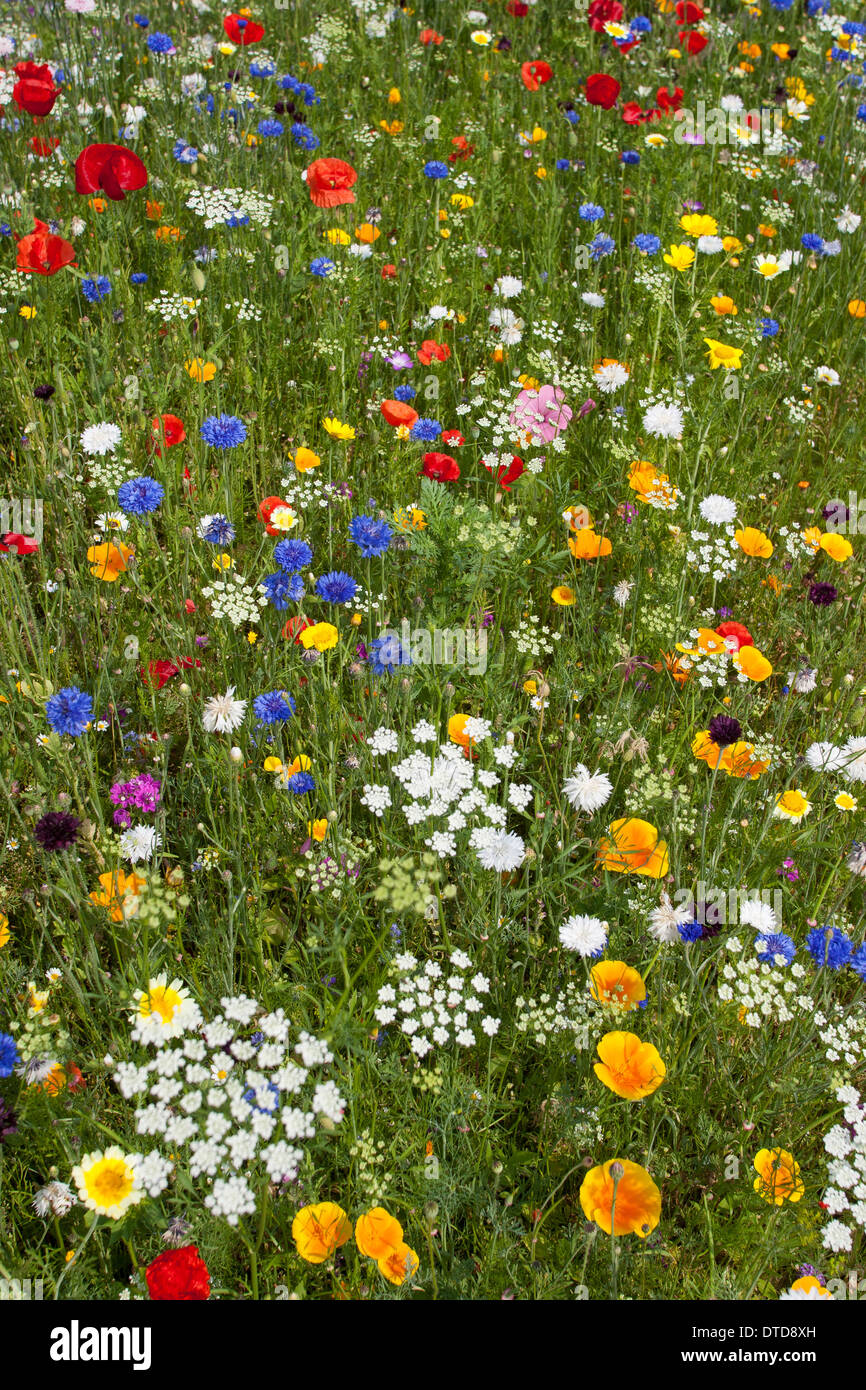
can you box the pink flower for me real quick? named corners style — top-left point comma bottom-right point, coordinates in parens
top-left (509, 384), bottom-right (573, 442)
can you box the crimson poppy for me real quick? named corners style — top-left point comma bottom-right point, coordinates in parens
top-left (305, 157), bottom-right (357, 209)
top-left (223, 13), bottom-right (264, 44)
top-left (30, 135), bottom-right (61, 156)
top-left (587, 0), bottom-right (624, 31)
top-left (16, 219), bottom-right (76, 276)
top-left (422, 452), bottom-right (460, 482)
top-left (150, 413), bottom-right (186, 455)
top-left (74, 144), bottom-right (148, 201)
top-left (675, 1), bottom-right (704, 21)
top-left (507, 1), bottom-right (530, 14)
top-left (258, 496), bottom-right (293, 535)
top-left (715, 621), bottom-right (754, 651)
top-left (656, 86), bottom-right (684, 113)
top-left (521, 60), bottom-right (553, 92)
top-left (12, 61), bottom-right (58, 117)
top-left (141, 657), bottom-right (201, 690)
top-left (146, 1246), bottom-right (211, 1301)
top-left (441, 429), bottom-right (465, 447)
top-left (622, 101), bottom-right (647, 125)
top-left (381, 263), bottom-right (397, 280)
top-left (483, 455), bottom-right (524, 490)
top-left (585, 73), bottom-right (621, 109)
top-left (283, 615), bottom-right (315, 643)
top-left (419, 28), bottom-right (443, 45)
top-left (0, 533), bottom-right (40, 555)
top-left (680, 29), bottom-right (708, 55)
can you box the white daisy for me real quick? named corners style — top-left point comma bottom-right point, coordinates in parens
top-left (642, 402), bottom-right (684, 439)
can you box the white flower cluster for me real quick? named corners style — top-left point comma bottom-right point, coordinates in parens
top-left (185, 184), bottom-right (276, 229)
top-left (685, 527), bottom-right (740, 581)
top-left (202, 572), bottom-right (269, 628)
top-left (804, 738), bottom-right (866, 784)
top-left (360, 720), bottom-right (526, 870)
top-left (819, 1086), bottom-right (866, 1254)
top-left (113, 994), bottom-right (345, 1227)
top-left (716, 936), bottom-right (813, 1027)
top-left (514, 981), bottom-right (601, 1050)
top-left (145, 293), bottom-right (200, 322)
top-left (373, 949), bottom-right (499, 1059)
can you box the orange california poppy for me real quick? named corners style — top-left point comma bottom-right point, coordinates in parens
top-left (594, 1031), bottom-right (666, 1100)
top-left (732, 645), bottom-right (773, 682)
top-left (86, 540), bottom-right (134, 582)
top-left (291, 1202), bottom-right (353, 1263)
top-left (752, 1148), bottom-right (804, 1206)
top-left (589, 961), bottom-right (647, 1012)
top-left (568, 528), bottom-right (612, 560)
top-left (355, 1207), bottom-right (404, 1259)
top-left (378, 1242), bottom-right (420, 1285)
top-left (597, 817), bottom-right (669, 877)
top-left (88, 870), bottom-right (146, 922)
top-left (579, 1158), bottom-right (661, 1237)
top-left (735, 526), bottom-right (773, 559)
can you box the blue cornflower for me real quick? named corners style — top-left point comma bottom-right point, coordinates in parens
top-left (807, 0), bottom-right (829, 11)
top-left (631, 14), bottom-right (652, 30)
top-left (589, 233), bottom-right (616, 260)
top-left (770, 0), bottom-right (794, 8)
top-left (224, 212), bottom-right (250, 228)
top-left (563, 109), bottom-right (579, 125)
top-left (273, 538), bottom-right (313, 572)
top-left (81, 276), bottom-right (111, 303)
top-left (130, 272), bottom-right (148, 284)
top-left (393, 383), bottom-right (416, 403)
top-left (349, 514), bottom-right (392, 558)
top-left (806, 925), bottom-right (854, 969)
top-left (315, 571), bottom-right (358, 604)
top-left (146, 31), bottom-right (175, 52)
top-left (801, 233), bottom-right (823, 251)
top-left (633, 233), bottom-right (660, 254)
top-left (579, 202), bottom-right (606, 222)
top-left (843, 20), bottom-right (866, 35)
top-left (409, 417), bottom-right (442, 443)
top-left (831, 46), bottom-right (852, 61)
top-left (0, 1033), bottom-right (20, 1078)
top-left (290, 122), bottom-right (319, 149)
top-left (621, 150), bottom-right (640, 164)
top-left (756, 932), bottom-right (797, 966)
top-left (555, 159), bottom-right (570, 171)
top-left (262, 570), bottom-right (305, 609)
top-left (249, 60), bottom-right (276, 77)
top-left (200, 415), bottom-right (247, 448)
top-left (759, 317), bottom-right (780, 337)
top-left (243, 1081), bottom-right (280, 1113)
top-left (850, 943), bottom-right (866, 980)
top-left (253, 690), bottom-right (296, 725)
top-left (200, 514), bottom-right (235, 545)
top-left (285, 771), bottom-right (316, 794)
top-left (258, 119), bottom-right (284, 138)
top-left (310, 256), bottom-right (335, 277)
top-left (857, 104), bottom-right (866, 122)
top-left (678, 920), bottom-right (704, 943)
top-left (118, 477), bottom-right (164, 515)
top-left (0, 224), bottom-right (12, 237)
top-left (45, 687), bottom-right (93, 737)
top-left (173, 139), bottom-right (198, 163)
top-left (369, 635), bottom-right (412, 675)
top-left (133, 13), bottom-right (149, 25)
top-left (423, 161), bottom-right (449, 179)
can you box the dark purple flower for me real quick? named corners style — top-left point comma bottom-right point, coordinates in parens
top-left (0, 1098), bottom-right (18, 1143)
top-left (33, 811), bottom-right (81, 851)
top-left (808, 581), bottom-right (837, 606)
top-left (708, 714), bottom-right (742, 747)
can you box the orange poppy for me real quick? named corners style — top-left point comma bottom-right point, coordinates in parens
top-left (568, 528), bottom-right (612, 560)
top-left (589, 961), bottom-right (647, 1012)
top-left (579, 1159), bottom-right (661, 1237)
top-left (355, 1207), bottom-right (403, 1259)
top-left (597, 818), bottom-right (669, 878)
top-left (291, 1202), bottom-right (353, 1263)
top-left (752, 1149), bottom-right (804, 1206)
top-left (594, 1031), bottom-right (666, 1100)
top-left (378, 1242), bottom-right (420, 1285)
top-left (380, 399), bottom-right (419, 429)
top-left (89, 870), bottom-right (146, 922)
top-left (86, 540), bottom-right (133, 582)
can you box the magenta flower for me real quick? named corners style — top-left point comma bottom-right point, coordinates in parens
top-left (509, 384), bottom-right (573, 442)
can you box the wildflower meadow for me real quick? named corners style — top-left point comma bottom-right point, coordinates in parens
top-left (2, 0), bottom-right (866, 1328)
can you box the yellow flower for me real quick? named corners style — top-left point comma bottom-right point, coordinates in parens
top-left (594, 1031), bottom-right (666, 1100)
top-left (663, 243), bottom-right (695, 271)
top-left (710, 294), bottom-right (737, 316)
top-left (450, 193), bottom-right (474, 211)
top-left (722, 236), bottom-right (743, 253)
top-left (212, 553), bottom-right (233, 571)
top-left (551, 585), bottom-right (575, 606)
top-left (848, 298), bottom-right (866, 318)
top-left (379, 119), bottom-right (404, 135)
top-left (580, 1159), bottom-right (661, 1237)
top-left (307, 818), bottom-right (328, 841)
top-left (324, 228), bottom-right (351, 246)
top-left (247, 630), bottom-right (258, 645)
top-left (19, 305), bottom-right (37, 320)
top-left (355, 223), bottom-right (381, 243)
top-left (835, 792), bottom-right (858, 812)
top-left (819, 532), bottom-right (853, 562)
top-left (300, 622), bottom-right (339, 652)
top-left (378, 1243), bottom-right (420, 1285)
top-left (387, 86), bottom-right (401, 104)
top-left (0, 912), bottom-right (9, 949)
top-left (787, 1276), bottom-right (831, 1299)
top-left (132, 975), bottom-right (191, 1031)
top-left (292, 1202), bottom-right (352, 1263)
top-left (680, 212), bottom-right (718, 238)
top-left (263, 756), bottom-right (283, 773)
top-left (185, 358), bottom-right (217, 382)
top-left (772, 789), bottom-right (811, 823)
top-left (735, 526), bottom-right (773, 558)
top-left (753, 1148), bottom-right (804, 1205)
top-left (72, 1148), bottom-right (143, 1219)
top-left (322, 417), bottom-right (356, 441)
top-left (293, 447), bottom-right (320, 473)
top-left (703, 338), bottom-right (743, 370)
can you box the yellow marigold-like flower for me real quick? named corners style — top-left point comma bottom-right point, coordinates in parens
top-left (848, 299), bottom-right (866, 318)
top-left (387, 86), bottom-right (401, 104)
top-left (704, 338), bottom-right (743, 370)
top-left (594, 1031), bottom-right (666, 1100)
top-left (322, 417), bottom-right (356, 441)
top-left (579, 1158), bottom-right (661, 1237)
top-left (299, 622), bottom-right (339, 652)
top-left (772, 789), bottom-right (812, 823)
top-left (292, 1202), bottom-right (352, 1263)
top-left (450, 193), bottom-right (474, 211)
top-left (753, 1148), bottom-right (804, 1205)
top-left (185, 358), bottom-right (217, 381)
top-left (663, 243), bottom-right (695, 271)
top-left (72, 1148), bottom-right (143, 1219)
top-left (722, 235), bottom-right (744, 253)
top-left (680, 212), bottom-right (718, 238)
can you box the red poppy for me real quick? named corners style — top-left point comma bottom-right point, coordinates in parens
top-left (419, 28), bottom-right (443, 45)
top-left (66, 1064), bottom-right (86, 1092)
top-left (74, 144), bottom-right (148, 201)
top-left (715, 621), bottom-right (754, 651)
top-left (16, 219), bottom-right (76, 276)
top-left (440, 429), bottom-right (465, 447)
top-left (521, 60), bottom-right (553, 92)
top-left (381, 263), bottom-right (397, 280)
top-left (222, 13), bottom-right (264, 44)
top-left (680, 29), bottom-right (708, 55)
top-left (146, 1246), bottom-right (211, 1301)
top-left (12, 61), bottom-right (59, 117)
top-left (656, 85), bottom-right (684, 113)
top-left (483, 455), bottom-right (524, 491)
top-left (622, 101), bottom-right (647, 125)
top-left (416, 339), bottom-right (451, 366)
top-left (422, 452), bottom-right (460, 482)
top-left (150, 413), bottom-right (186, 455)
top-left (305, 157), bottom-right (357, 209)
top-left (282, 615), bottom-right (314, 643)
top-left (507, 0), bottom-right (530, 14)
top-left (141, 657), bottom-right (201, 690)
top-left (30, 136), bottom-right (61, 156)
top-left (585, 73), bottom-right (621, 109)
top-left (183, 599), bottom-right (197, 615)
top-left (258, 496), bottom-right (293, 535)
top-left (587, 0), bottom-right (624, 31)
top-left (0, 532), bottom-right (40, 555)
top-left (675, 1), bottom-right (704, 21)
top-left (380, 399), bottom-right (419, 429)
